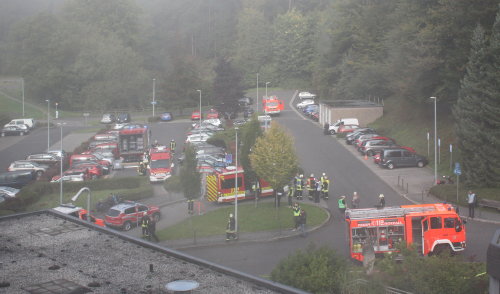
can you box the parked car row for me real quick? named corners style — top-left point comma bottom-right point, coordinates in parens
top-left (296, 92), bottom-right (319, 122)
top-left (345, 128), bottom-right (428, 169)
top-left (100, 113), bottom-right (131, 124)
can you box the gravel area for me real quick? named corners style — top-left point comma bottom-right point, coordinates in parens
top-left (0, 213), bottom-right (288, 293)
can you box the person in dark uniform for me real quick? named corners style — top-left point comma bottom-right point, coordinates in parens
top-left (147, 217), bottom-right (159, 242)
top-left (187, 198), bottom-right (194, 215)
top-left (226, 213), bottom-right (237, 241)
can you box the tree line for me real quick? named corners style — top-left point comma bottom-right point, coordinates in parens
top-left (0, 0), bottom-right (499, 186)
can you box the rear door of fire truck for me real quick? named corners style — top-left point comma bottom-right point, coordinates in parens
top-left (421, 216), bottom-right (432, 255)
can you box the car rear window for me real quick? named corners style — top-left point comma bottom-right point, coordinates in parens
top-left (106, 209), bottom-right (121, 217)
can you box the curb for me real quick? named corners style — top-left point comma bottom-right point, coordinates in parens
top-left (163, 202), bottom-right (333, 250)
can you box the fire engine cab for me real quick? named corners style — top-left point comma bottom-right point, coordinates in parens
top-left (345, 203), bottom-right (466, 261)
top-left (205, 166), bottom-right (273, 203)
top-left (262, 96), bottom-right (284, 116)
top-left (148, 146), bottom-right (172, 182)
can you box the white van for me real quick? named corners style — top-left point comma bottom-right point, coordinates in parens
top-left (4, 118), bottom-right (35, 130)
top-left (326, 118), bottom-right (359, 135)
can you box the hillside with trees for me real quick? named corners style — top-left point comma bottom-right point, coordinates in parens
top-left (0, 0), bottom-right (499, 186)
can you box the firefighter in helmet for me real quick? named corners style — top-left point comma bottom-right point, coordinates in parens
top-left (307, 174), bottom-right (315, 200)
top-left (226, 213), bottom-right (237, 241)
top-left (170, 139), bottom-right (176, 154)
top-left (321, 176), bottom-right (330, 200)
top-left (295, 174), bottom-right (304, 200)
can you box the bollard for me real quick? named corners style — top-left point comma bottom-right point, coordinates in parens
top-left (398, 175), bottom-right (400, 187)
top-left (401, 178), bottom-right (404, 191)
top-left (406, 183), bottom-right (409, 194)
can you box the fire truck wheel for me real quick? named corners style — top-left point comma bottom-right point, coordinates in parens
top-left (433, 244), bottom-right (452, 256)
top-left (330, 130), bottom-right (336, 135)
top-left (417, 161), bottom-right (425, 168)
top-left (123, 221), bottom-right (132, 231)
top-left (387, 162), bottom-right (395, 170)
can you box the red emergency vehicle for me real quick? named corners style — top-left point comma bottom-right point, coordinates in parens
top-left (205, 166), bottom-right (273, 203)
top-left (119, 127), bottom-right (149, 162)
top-left (262, 96), bottom-right (284, 116)
top-left (148, 146), bottom-right (172, 183)
top-left (345, 203), bottom-right (466, 261)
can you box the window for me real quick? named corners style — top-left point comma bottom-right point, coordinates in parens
top-left (387, 151), bottom-right (401, 157)
top-left (444, 217), bottom-right (455, 228)
top-left (402, 151), bottom-right (412, 157)
top-left (221, 177), bottom-right (243, 190)
top-left (124, 207), bottom-right (135, 214)
top-left (430, 217), bottom-right (442, 229)
top-left (138, 205), bottom-right (148, 212)
top-left (423, 219), bottom-right (429, 232)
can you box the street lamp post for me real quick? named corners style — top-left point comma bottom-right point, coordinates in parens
top-left (21, 78), bottom-right (25, 117)
top-left (265, 82), bottom-right (270, 98)
top-left (46, 99), bottom-right (50, 151)
top-left (55, 102), bottom-right (59, 119)
top-left (256, 73), bottom-right (259, 114)
top-left (234, 127), bottom-right (239, 235)
top-left (430, 96), bottom-right (437, 184)
top-left (58, 122), bottom-right (66, 205)
top-left (152, 78), bottom-right (156, 118)
top-left (197, 90), bottom-right (202, 134)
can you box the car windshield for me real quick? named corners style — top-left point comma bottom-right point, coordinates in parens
top-left (106, 209), bottom-right (121, 217)
top-left (150, 159), bottom-right (169, 169)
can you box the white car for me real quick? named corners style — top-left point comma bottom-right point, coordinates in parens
top-left (186, 133), bottom-right (211, 143)
top-left (191, 118), bottom-right (222, 128)
top-left (298, 91), bottom-right (317, 99)
top-left (297, 99), bottom-right (315, 109)
top-left (0, 186), bottom-right (20, 198)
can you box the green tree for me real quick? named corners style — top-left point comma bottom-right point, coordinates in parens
top-left (270, 245), bottom-right (350, 293)
top-left (212, 57), bottom-right (245, 106)
top-left (249, 122), bottom-right (298, 191)
top-left (238, 116), bottom-right (263, 185)
top-left (453, 25), bottom-right (490, 186)
top-left (179, 144), bottom-right (201, 200)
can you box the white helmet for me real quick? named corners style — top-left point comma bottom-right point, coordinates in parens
top-left (379, 194), bottom-right (384, 198)
top-left (322, 172), bottom-right (326, 176)
top-left (310, 173), bottom-right (314, 178)
top-left (229, 213), bottom-right (234, 218)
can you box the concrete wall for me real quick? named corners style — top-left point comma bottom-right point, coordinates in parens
top-left (319, 104), bottom-right (384, 127)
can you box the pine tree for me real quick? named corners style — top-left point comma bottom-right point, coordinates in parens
top-left (481, 9), bottom-right (500, 187)
top-left (180, 144), bottom-right (201, 200)
top-left (212, 57), bottom-right (245, 107)
top-left (454, 24), bottom-right (489, 186)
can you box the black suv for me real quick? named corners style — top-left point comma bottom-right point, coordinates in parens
top-left (379, 148), bottom-right (428, 169)
top-left (116, 113), bottom-right (131, 123)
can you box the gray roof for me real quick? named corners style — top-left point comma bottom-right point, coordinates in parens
top-left (321, 100), bottom-right (383, 108)
top-left (0, 211), bottom-right (307, 294)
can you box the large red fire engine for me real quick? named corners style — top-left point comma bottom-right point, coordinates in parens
top-left (262, 96), bottom-right (284, 116)
top-left (119, 127), bottom-right (149, 162)
top-left (205, 166), bottom-right (273, 203)
top-left (345, 203), bottom-right (466, 261)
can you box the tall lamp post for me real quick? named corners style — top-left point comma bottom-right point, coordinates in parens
top-left (55, 102), bottom-right (59, 119)
top-left (46, 99), bottom-right (50, 151)
top-left (234, 127), bottom-right (239, 235)
top-left (197, 90), bottom-right (202, 134)
top-left (57, 122), bottom-right (66, 205)
top-left (21, 78), bottom-right (25, 117)
top-left (430, 96), bottom-right (437, 184)
top-left (256, 73), bottom-right (259, 114)
top-left (152, 78), bottom-right (156, 118)
top-left (265, 82), bottom-right (270, 98)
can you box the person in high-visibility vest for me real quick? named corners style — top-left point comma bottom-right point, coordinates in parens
top-left (295, 174), bottom-right (304, 200)
top-left (187, 198), bottom-right (194, 215)
top-left (140, 215), bottom-right (150, 237)
top-left (321, 176), bottom-right (330, 200)
top-left (170, 139), bottom-right (176, 154)
top-left (307, 174), bottom-right (315, 200)
top-left (338, 195), bottom-right (346, 217)
top-left (287, 183), bottom-right (295, 208)
top-left (292, 202), bottom-right (301, 231)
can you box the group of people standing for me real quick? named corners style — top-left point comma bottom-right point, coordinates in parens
top-left (289, 173), bottom-right (330, 204)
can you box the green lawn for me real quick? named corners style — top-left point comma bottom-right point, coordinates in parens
top-left (0, 92), bottom-right (46, 119)
top-left (157, 202), bottom-right (328, 241)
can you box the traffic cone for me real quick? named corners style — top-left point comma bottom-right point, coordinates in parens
top-left (364, 154), bottom-right (368, 160)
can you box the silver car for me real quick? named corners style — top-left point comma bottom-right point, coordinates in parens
top-left (7, 160), bottom-right (49, 177)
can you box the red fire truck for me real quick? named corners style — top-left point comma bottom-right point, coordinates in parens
top-left (148, 146), bottom-right (172, 183)
top-left (205, 166), bottom-right (273, 203)
top-left (262, 96), bottom-right (284, 116)
top-left (345, 203), bottom-right (466, 261)
top-left (118, 127), bottom-right (149, 162)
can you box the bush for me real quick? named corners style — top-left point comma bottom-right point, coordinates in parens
top-left (147, 116), bottom-right (160, 122)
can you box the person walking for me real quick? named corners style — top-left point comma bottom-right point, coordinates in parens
top-left (287, 183), bottom-right (294, 208)
top-left (295, 174), bottom-right (304, 200)
top-left (338, 196), bottom-right (346, 218)
top-left (187, 198), bottom-right (194, 215)
top-left (321, 176), bottom-right (330, 200)
top-left (292, 203), bottom-right (301, 231)
top-left (140, 215), bottom-right (150, 238)
top-left (352, 191), bottom-right (360, 208)
top-left (298, 209), bottom-right (307, 237)
top-left (307, 174), bottom-right (315, 200)
top-left (226, 213), bottom-right (237, 241)
top-left (147, 217), bottom-right (159, 242)
top-left (378, 194), bottom-right (386, 209)
top-left (170, 139), bottom-right (176, 154)
top-left (314, 178), bottom-right (321, 203)
top-left (466, 190), bottom-right (476, 218)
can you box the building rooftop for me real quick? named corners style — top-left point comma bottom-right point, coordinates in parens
top-left (0, 211), bottom-right (305, 294)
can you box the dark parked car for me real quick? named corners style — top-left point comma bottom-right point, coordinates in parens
top-left (116, 113), bottom-right (131, 123)
top-left (0, 170), bottom-right (36, 188)
top-left (358, 139), bottom-right (398, 156)
top-left (1, 125), bottom-right (29, 136)
top-left (379, 148), bottom-right (428, 169)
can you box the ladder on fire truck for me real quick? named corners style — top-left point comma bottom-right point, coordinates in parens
top-left (346, 206), bottom-right (436, 220)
